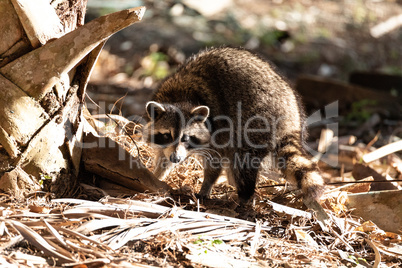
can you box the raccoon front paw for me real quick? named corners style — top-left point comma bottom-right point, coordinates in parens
top-left (196, 186), bottom-right (212, 200)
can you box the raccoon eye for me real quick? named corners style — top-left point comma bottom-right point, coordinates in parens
top-left (153, 132), bottom-right (173, 145)
top-left (186, 136), bottom-right (202, 149)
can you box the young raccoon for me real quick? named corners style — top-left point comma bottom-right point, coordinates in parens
top-left (143, 47), bottom-right (324, 203)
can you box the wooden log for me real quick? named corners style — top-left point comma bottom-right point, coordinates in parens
top-left (296, 75), bottom-right (402, 118)
top-left (82, 133), bottom-right (171, 194)
top-left (346, 190), bottom-right (402, 233)
top-left (349, 71), bottom-right (402, 93)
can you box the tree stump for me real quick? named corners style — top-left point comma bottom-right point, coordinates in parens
top-left (0, 0), bottom-right (150, 197)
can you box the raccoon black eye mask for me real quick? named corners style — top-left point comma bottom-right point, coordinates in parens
top-left (143, 47), bottom-right (324, 203)
top-left (153, 132), bottom-right (173, 146)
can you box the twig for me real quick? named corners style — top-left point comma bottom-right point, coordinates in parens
top-left (363, 140), bottom-right (402, 163)
top-left (250, 220), bottom-right (261, 257)
top-left (371, 14), bottom-right (402, 38)
top-left (364, 131), bottom-right (379, 152)
top-left (365, 239), bottom-right (381, 268)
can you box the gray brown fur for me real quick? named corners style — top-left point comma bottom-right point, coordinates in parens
top-left (143, 47), bottom-right (324, 202)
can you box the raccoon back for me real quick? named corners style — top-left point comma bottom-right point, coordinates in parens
top-left (153, 47), bottom-right (305, 143)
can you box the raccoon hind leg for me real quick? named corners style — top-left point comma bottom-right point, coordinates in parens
top-left (277, 133), bottom-right (325, 201)
top-left (232, 152), bottom-right (263, 204)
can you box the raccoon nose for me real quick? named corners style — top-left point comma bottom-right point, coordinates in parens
top-left (170, 152), bottom-right (184, 163)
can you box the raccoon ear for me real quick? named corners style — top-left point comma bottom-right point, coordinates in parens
top-left (146, 101), bottom-right (166, 120)
top-left (191, 105), bottom-right (209, 123)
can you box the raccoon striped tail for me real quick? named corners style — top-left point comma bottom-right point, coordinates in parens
top-left (277, 133), bottom-right (325, 201)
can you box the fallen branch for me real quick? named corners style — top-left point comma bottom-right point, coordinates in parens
top-left (363, 140), bottom-right (402, 163)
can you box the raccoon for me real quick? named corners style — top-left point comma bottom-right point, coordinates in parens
top-left (143, 47), bottom-right (324, 203)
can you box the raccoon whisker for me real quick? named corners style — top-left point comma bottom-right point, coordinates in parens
top-left (192, 149), bottom-right (214, 159)
top-left (200, 148), bottom-right (222, 158)
top-left (192, 148), bottom-right (221, 157)
top-left (191, 151), bottom-right (213, 160)
top-left (191, 148), bottom-right (222, 161)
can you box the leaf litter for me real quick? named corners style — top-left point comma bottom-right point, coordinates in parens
top-left (0, 117), bottom-right (402, 267)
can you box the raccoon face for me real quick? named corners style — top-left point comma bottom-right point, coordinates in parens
top-left (143, 101), bottom-right (211, 163)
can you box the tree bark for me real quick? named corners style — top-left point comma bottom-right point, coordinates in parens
top-left (0, 0), bottom-right (147, 197)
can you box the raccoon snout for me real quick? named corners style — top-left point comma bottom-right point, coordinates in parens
top-left (169, 152), bottom-right (185, 163)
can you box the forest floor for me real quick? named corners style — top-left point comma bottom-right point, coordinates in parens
top-left (1, 0), bottom-right (402, 267)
